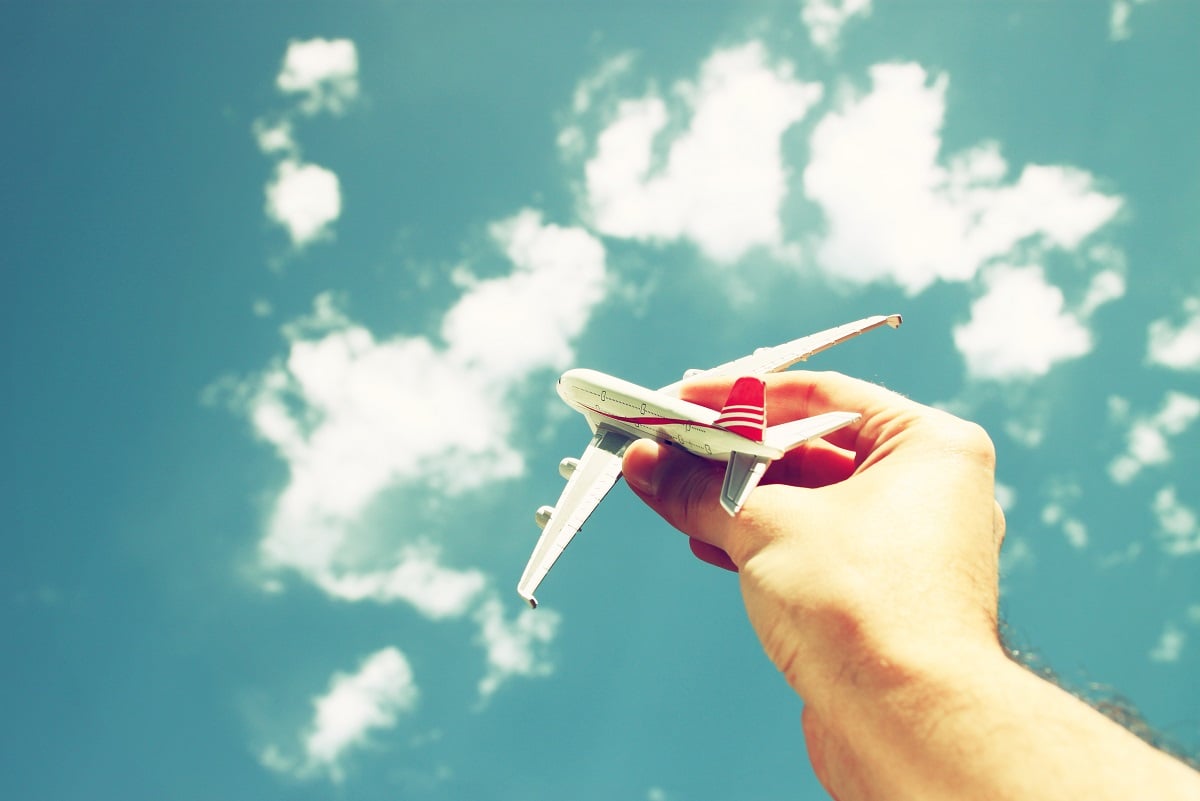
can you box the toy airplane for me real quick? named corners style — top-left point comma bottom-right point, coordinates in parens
top-left (517, 314), bottom-right (902, 608)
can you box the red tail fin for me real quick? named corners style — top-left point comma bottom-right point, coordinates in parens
top-left (715, 377), bottom-right (766, 442)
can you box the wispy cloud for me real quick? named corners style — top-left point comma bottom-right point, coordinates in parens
top-left (800, 0), bottom-right (872, 54)
top-left (262, 647), bottom-right (419, 781)
top-left (1147, 296), bottom-right (1200, 371)
top-left (1148, 621), bottom-right (1185, 663)
top-left (999, 537), bottom-right (1036, 587)
top-left (1152, 486), bottom-right (1200, 556)
top-left (277, 38), bottom-right (359, 116)
top-left (578, 42), bottom-right (823, 263)
top-left (1108, 391), bottom-right (1200, 484)
top-left (1110, 0), bottom-right (1156, 42)
top-left (1040, 477), bottom-right (1088, 549)
top-left (474, 598), bottom-right (561, 700)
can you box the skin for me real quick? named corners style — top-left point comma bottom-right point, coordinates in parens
top-left (621, 371), bottom-right (1200, 801)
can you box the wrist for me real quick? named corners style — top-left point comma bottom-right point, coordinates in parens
top-left (767, 580), bottom-right (1005, 708)
top-left (801, 639), bottom-right (1200, 801)
top-left (800, 640), bottom-right (1014, 798)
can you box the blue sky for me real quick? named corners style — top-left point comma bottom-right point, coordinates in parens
top-left (3, 1), bottom-right (1198, 799)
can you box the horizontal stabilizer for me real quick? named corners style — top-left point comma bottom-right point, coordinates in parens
top-left (763, 411), bottom-right (860, 453)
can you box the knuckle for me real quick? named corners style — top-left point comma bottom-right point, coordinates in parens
top-left (922, 413), bottom-right (997, 468)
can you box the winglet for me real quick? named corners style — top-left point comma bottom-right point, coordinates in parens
top-left (517, 577), bottom-right (539, 608)
top-left (715, 376), bottom-right (766, 442)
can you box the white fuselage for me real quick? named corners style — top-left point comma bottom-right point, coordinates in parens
top-left (556, 368), bottom-right (779, 460)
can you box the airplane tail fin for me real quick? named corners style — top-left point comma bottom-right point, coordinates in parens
top-left (715, 377), bottom-right (766, 442)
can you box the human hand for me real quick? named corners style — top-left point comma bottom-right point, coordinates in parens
top-left (621, 370), bottom-right (1007, 703)
top-left (623, 371), bottom-right (1200, 800)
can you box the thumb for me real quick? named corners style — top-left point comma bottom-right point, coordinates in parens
top-left (622, 439), bottom-right (737, 549)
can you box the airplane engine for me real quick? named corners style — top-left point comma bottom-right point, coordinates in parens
top-left (558, 457), bottom-right (579, 480)
top-left (682, 368), bottom-right (703, 379)
top-left (535, 505), bottom-right (555, 529)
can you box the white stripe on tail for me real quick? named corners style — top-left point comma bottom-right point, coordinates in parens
top-left (715, 377), bottom-right (766, 442)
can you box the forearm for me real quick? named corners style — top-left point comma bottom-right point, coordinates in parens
top-left (802, 643), bottom-right (1200, 801)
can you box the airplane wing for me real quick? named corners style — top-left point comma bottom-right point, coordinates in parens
top-left (517, 426), bottom-right (635, 608)
top-left (658, 313), bottom-right (901, 394)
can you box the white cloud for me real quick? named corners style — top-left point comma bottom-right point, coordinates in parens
top-left (311, 548), bottom-right (490, 620)
top-left (1079, 268), bottom-right (1126, 317)
top-left (253, 119), bottom-right (297, 157)
top-left (1042, 504), bottom-right (1089, 550)
top-left (801, 0), bottom-right (872, 54)
top-left (277, 38), bottom-right (359, 115)
top-left (306, 648), bottom-right (418, 776)
top-left (255, 41), bottom-right (359, 250)
top-left (1108, 392), bottom-right (1200, 484)
top-left (805, 63), bottom-right (1123, 296)
top-left (1110, 0), bottom-right (1155, 41)
top-left (474, 598), bottom-right (561, 700)
top-left (262, 648), bottom-right (419, 781)
top-left (581, 42), bottom-right (823, 263)
top-left (233, 210), bottom-right (603, 716)
top-left (443, 210), bottom-right (608, 381)
top-left (1147, 296), bottom-right (1200, 371)
top-left (249, 211), bottom-right (605, 615)
top-left (1148, 621), bottom-right (1185, 663)
top-left (953, 265), bottom-right (1092, 380)
top-left (264, 159), bottom-right (342, 248)
top-left (1152, 486), bottom-right (1200, 556)
top-left (1062, 519), bottom-right (1089, 550)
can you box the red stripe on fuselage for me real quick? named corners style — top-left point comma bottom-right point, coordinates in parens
top-left (578, 404), bottom-right (726, 432)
